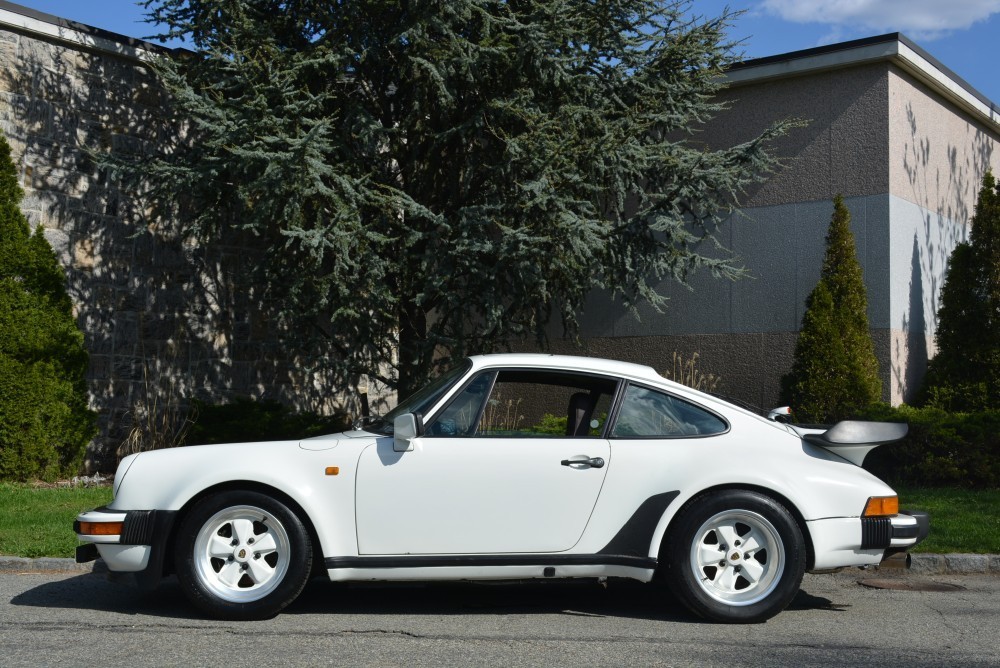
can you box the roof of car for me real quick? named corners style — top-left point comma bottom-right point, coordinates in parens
top-left (466, 353), bottom-right (664, 382)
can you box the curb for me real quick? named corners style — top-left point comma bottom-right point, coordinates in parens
top-left (909, 553), bottom-right (1000, 575)
top-left (0, 556), bottom-right (106, 574)
top-left (1, 555), bottom-right (998, 576)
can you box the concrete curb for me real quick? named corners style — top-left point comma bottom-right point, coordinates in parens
top-left (1, 555), bottom-right (998, 576)
top-left (909, 553), bottom-right (1000, 575)
top-left (0, 556), bottom-right (106, 574)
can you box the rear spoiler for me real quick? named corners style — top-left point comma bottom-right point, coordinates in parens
top-left (793, 421), bottom-right (908, 466)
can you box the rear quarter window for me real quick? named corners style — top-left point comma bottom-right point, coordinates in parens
top-left (611, 384), bottom-right (727, 438)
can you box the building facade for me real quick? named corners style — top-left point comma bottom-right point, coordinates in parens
top-left (561, 34), bottom-right (999, 410)
top-left (0, 2), bottom-right (997, 464)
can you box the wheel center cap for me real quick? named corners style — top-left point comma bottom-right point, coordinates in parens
top-left (236, 548), bottom-right (247, 560)
top-left (730, 552), bottom-right (741, 561)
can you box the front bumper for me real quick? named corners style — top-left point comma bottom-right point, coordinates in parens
top-left (75, 506), bottom-right (177, 588)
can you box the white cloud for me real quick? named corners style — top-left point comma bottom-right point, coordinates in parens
top-left (760, 0), bottom-right (1000, 39)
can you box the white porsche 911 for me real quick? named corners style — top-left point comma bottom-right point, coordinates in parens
top-left (75, 354), bottom-right (928, 623)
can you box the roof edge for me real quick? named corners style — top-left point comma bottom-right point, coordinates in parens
top-left (0, 0), bottom-right (181, 62)
top-left (725, 33), bottom-right (999, 128)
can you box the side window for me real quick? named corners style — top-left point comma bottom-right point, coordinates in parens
top-left (611, 384), bottom-right (727, 438)
top-left (425, 372), bottom-right (494, 436)
top-left (426, 369), bottom-right (618, 438)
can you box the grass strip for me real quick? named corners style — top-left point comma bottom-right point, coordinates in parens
top-left (896, 486), bottom-right (1000, 554)
top-left (0, 483), bottom-right (996, 558)
top-left (0, 483), bottom-right (112, 558)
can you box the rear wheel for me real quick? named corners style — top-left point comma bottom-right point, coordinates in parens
top-left (664, 490), bottom-right (805, 623)
top-left (174, 490), bottom-right (312, 620)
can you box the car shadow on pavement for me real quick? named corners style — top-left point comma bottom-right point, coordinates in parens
top-left (9, 571), bottom-right (193, 619)
top-left (10, 572), bottom-right (847, 622)
top-left (286, 578), bottom-right (849, 621)
top-left (287, 578), bottom-right (702, 623)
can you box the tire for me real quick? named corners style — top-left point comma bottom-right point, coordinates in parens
top-left (174, 490), bottom-right (313, 620)
top-left (663, 490), bottom-right (806, 623)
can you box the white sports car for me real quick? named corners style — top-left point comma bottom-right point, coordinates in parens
top-left (76, 354), bottom-right (928, 623)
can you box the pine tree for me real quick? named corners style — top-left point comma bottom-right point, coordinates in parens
top-left (921, 172), bottom-right (1000, 411)
top-left (128, 0), bottom-right (795, 395)
top-left (781, 195), bottom-right (881, 423)
top-left (0, 134), bottom-right (96, 481)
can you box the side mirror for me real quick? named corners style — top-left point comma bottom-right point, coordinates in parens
top-left (393, 412), bottom-right (424, 452)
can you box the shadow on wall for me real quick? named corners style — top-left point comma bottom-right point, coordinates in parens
top-left (895, 102), bottom-right (995, 402)
top-left (1, 29), bottom-right (357, 470)
top-left (896, 234), bottom-right (927, 400)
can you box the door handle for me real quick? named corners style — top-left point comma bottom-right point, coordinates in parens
top-left (561, 457), bottom-right (605, 469)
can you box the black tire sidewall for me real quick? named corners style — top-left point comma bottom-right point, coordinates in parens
top-left (665, 490), bottom-right (806, 623)
top-left (174, 490), bottom-right (312, 620)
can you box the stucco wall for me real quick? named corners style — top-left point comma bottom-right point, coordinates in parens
top-left (572, 193), bottom-right (893, 409)
top-left (568, 57), bottom-right (1000, 409)
top-left (712, 63), bottom-right (891, 207)
top-left (884, 66), bottom-right (1000, 403)
top-left (888, 66), bottom-right (999, 225)
top-left (571, 62), bottom-right (899, 410)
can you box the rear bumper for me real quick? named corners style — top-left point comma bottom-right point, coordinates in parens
top-left (880, 509), bottom-right (930, 559)
top-left (861, 509), bottom-right (929, 550)
top-left (807, 509), bottom-right (930, 571)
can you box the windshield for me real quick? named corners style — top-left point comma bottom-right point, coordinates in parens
top-left (365, 360), bottom-right (472, 435)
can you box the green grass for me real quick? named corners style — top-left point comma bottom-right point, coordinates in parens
top-left (0, 483), bottom-right (112, 558)
top-left (0, 483), bottom-right (996, 558)
top-left (896, 487), bottom-right (1000, 554)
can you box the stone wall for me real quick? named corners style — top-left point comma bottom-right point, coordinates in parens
top-left (0, 9), bottom-right (357, 470)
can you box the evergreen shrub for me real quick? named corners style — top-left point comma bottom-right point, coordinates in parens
top-left (859, 404), bottom-right (1000, 489)
top-left (781, 196), bottom-right (881, 423)
top-left (920, 172), bottom-right (1000, 411)
top-left (0, 134), bottom-right (96, 481)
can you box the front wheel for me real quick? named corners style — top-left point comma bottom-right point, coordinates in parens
top-left (174, 490), bottom-right (312, 620)
top-left (663, 490), bottom-right (806, 623)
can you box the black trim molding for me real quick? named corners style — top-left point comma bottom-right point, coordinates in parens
top-left (598, 491), bottom-right (680, 557)
top-left (121, 510), bottom-right (156, 545)
top-left (861, 517), bottom-right (892, 549)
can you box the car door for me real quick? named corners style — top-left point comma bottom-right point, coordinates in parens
top-left (355, 369), bottom-right (618, 555)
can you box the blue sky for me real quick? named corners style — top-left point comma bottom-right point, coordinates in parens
top-left (12, 0), bottom-right (1000, 104)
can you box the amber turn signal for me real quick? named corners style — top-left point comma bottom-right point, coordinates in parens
top-left (325, 466), bottom-right (340, 476)
top-left (77, 521), bottom-right (123, 536)
top-left (863, 496), bottom-right (899, 517)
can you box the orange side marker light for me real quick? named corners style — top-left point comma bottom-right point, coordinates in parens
top-left (863, 496), bottom-right (899, 517)
top-left (77, 522), bottom-right (124, 536)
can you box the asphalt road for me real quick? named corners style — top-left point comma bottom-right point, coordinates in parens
top-left (2, 569), bottom-right (998, 667)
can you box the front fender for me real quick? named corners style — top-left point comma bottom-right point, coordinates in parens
top-left (109, 442), bottom-right (362, 559)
